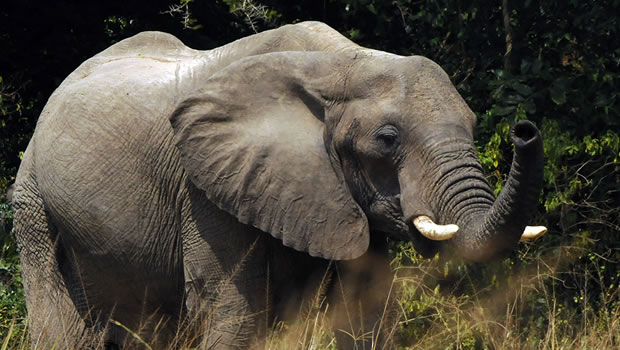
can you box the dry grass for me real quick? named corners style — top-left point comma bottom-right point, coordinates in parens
top-left (2, 243), bottom-right (618, 349)
top-left (392, 241), bottom-right (619, 350)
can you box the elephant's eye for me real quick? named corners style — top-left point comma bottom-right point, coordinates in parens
top-left (375, 125), bottom-right (399, 149)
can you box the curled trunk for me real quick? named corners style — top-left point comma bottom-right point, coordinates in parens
top-left (435, 121), bottom-right (544, 261)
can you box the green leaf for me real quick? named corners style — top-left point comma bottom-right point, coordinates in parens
top-left (523, 100), bottom-right (537, 114)
top-left (366, 3), bottom-right (377, 15)
top-left (492, 105), bottom-right (515, 116)
top-left (550, 84), bottom-right (567, 105)
top-left (513, 83), bottom-right (533, 96)
top-left (505, 94), bottom-right (525, 105)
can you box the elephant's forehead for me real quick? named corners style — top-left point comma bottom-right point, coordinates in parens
top-left (348, 85), bottom-right (475, 135)
top-left (397, 60), bottom-right (475, 124)
top-left (351, 56), bottom-right (456, 96)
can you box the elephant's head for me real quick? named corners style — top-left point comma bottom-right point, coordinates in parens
top-left (170, 51), bottom-right (545, 262)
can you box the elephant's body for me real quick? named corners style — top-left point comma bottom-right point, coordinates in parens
top-left (13, 21), bottom-right (545, 349)
top-left (13, 23), bottom-right (393, 349)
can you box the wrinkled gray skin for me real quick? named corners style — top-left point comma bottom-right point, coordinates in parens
top-left (12, 22), bottom-right (544, 349)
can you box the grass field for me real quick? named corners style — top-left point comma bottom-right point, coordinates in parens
top-left (1, 239), bottom-right (617, 349)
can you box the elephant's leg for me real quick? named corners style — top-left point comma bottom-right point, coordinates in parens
top-left (183, 231), bottom-right (269, 350)
top-left (181, 183), bottom-right (269, 349)
top-left (328, 242), bottom-right (397, 350)
top-left (12, 179), bottom-right (104, 349)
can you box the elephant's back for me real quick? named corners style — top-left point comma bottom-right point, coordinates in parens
top-left (33, 32), bottom-right (196, 196)
top-left (29, 32), bottom-right (213, 261)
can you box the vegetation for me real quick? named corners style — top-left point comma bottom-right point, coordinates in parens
top-left (1, 0), bottom-right (618, 348)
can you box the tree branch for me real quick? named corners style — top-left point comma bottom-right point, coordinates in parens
top-left (502, 0), bottom-right (514, 73)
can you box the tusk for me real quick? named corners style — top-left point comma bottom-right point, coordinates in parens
top-left (413, 216), bottom-right (459, 241)
top-left (520, 226), bottom-right (547, 241)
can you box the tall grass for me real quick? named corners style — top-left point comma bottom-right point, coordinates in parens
top-left (1, 241), bottom-right (618, 349)
top-left (392, 241), bottom-right (619, 350)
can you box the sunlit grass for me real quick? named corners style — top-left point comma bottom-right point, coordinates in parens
top-left (392, 240), bottom-right (619, 350)
top-left (2, 241), bottom-right (618, 349)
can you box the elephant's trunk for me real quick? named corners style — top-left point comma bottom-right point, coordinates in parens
top-left (420, 121), bottom-right (544, 262)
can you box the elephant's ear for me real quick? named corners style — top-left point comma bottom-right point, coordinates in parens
top-left (170, 52), bottom-right (369, 260)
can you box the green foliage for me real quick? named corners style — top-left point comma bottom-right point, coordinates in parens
top-left (224, 0), bottom-right (283, 32)
top-left (0, 75), bottom-right (27, 342)
top-left (0, 78), bottom-right (30, 190)
top-left (0, 199), bottom-right (26, 344)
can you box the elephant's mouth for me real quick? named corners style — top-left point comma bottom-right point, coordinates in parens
top-left (366, 193), bottom-right (414, 241)
top-left (369, 205), bottom-right (442, 258)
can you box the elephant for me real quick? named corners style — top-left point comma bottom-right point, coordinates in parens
top-left (11, 21), bottom-right (546, 349)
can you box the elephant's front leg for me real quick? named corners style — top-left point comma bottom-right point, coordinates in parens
top-left (181, 186), bottom-right (270, 349)
top-left (328, 239), bottom-right (396, 350)
top-left (183, 230), bottom-right (270, 350)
